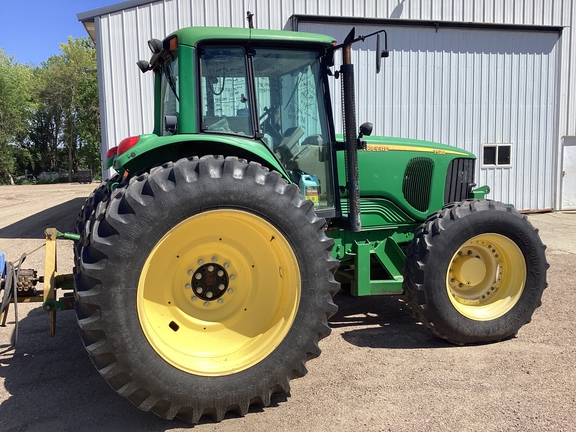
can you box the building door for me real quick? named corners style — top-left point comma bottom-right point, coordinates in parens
top-left (561, 137), bottom-right (576, 210)
top-left (297, 21), bottom-right (560, 211)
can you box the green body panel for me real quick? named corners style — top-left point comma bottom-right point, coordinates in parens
top-left (336, 134), bottom-right (476, 223)
top-left (340, 198), bottom-right (416, 227)
top-left (176, 44), bottom-right (197, 134)
top-left (114, 133), bottom-right (288, 177)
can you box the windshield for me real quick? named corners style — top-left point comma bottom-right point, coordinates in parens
top-left (200, 46), bottom-right (334, 210)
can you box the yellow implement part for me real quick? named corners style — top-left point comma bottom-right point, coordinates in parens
top-left (43, 228), bottom-right (58, 337)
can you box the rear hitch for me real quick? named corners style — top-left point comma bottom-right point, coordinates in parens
top-left (0, 228), bottom-right (79, 348)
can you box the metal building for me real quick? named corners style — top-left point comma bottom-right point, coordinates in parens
top-left (78, 0), bottom-right (576, 211)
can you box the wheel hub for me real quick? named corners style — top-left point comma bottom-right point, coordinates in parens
top-left (451, 254), bottom-right (487, 286)
top-left (192, 263), bottom-right (228, 301)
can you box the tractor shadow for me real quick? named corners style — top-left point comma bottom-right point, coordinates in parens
top-left (0, 307), bottom-right (187, 431)
top-left (330, 290), bottom-right (452, 349)
top-left (0, 197), bottom-right (87, 239)
top-left (0, 306), bottom-right (289, 430)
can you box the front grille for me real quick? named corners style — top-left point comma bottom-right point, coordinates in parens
top-left (445, 158), bottom-right (475, 204)
top-left (403, 158), bottom-right (434, 212)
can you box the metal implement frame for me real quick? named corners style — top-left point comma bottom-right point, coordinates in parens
top-left (328, 226), bottom-right (415, 296)
top-left (0, 228), bottom-right (79, 340)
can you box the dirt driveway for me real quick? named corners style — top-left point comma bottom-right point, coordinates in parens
top-left (1, 183), bottom-right (575, 432)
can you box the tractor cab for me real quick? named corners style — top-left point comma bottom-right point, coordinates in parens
top-left (132, 28), bottom-right (341, 218)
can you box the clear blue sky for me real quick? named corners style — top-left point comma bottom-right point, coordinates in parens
top-left (0, 0), bottom-right (119, 65)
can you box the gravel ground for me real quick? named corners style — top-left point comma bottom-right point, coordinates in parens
top-left (0, 183), bottom-right (575, 432)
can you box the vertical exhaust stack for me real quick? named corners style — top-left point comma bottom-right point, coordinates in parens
top-left (341, 28), bottom-right (361, 232)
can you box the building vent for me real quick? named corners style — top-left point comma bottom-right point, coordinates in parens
top-left (445, 158), bottom-right (476, 204)
top-left (403, 158), bottom-right (434, 212)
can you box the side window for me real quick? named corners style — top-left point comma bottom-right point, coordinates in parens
top-left (482, 144), bottom-right (512, 168)
top-left (161, 57), bottom-right (179, 136)
top-left (200, 47), bottom-right (252, 136)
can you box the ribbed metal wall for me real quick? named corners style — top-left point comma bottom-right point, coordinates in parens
top-left (85, 0), bottom-right (576, 210)
top-left (299, 22), bottom-right (559, 210)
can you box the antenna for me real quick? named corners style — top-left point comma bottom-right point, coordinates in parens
top-left (246, 11), bottom-right (254, 29)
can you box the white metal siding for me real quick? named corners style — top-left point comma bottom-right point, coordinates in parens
top-left (299, 22), bottom-right (559, 210)
top-left (85, 0), bottom-right (576, 210)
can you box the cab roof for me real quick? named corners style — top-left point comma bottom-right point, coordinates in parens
top-left (170, 26), bottom-right (336, 49)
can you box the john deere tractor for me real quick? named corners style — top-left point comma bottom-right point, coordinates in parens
top-left (67, 25), bottom-right (547, 423)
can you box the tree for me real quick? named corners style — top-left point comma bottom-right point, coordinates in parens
top-left (23, 37), bottom-right (101, 181)
top-left (0, 49), bottom-right (33, 184)
top-left (1, 38), bottom-right (101, 183)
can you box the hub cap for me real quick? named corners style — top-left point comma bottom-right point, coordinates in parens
top-left (446, 233), bottom-right (526, 321)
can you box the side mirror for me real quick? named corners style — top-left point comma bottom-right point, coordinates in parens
top-left (376, 33), bottom-right (390, 74)
top-left (165, 115), bottom-right (177, 133)
top-left (376, 35), bottom-right (381, 74)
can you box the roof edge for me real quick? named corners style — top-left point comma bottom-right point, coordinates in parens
top-left (77, 0), bottom-right (155, 22)
top-left (291, 14), bottom-right (564, 33)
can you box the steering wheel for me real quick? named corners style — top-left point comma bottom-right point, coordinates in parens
top-left (259, 106), bottom-right (283, 144)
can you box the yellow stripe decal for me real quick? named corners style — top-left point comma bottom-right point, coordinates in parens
top-left (364, 144), bottom-right (469, 156)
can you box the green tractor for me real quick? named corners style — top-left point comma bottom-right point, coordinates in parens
top-left (73, 25), bottom-right (547, 423)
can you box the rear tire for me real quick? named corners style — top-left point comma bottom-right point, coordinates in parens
top-left (74, 175), bottom-right (120, 268)
top-left (403, 199), bottom-right (548, 344)
top-left (74, 156), bottom-right (339, 422)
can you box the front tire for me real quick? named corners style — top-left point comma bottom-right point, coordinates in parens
top-left (403, 200), bottom-right (548, 344)
top-left (74, 156), bottom-right (339, 422)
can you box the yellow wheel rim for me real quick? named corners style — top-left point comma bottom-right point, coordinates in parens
top-left (137, 209), bottom-right (300, 376)
top-left (446, 233), bottom-right (526, 321)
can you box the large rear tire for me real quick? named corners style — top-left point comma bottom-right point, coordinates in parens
top-left (74, 156), bottom-right (339, 422)
top-left (74, 175), bottom-right (120, 268)
top-left (403, 200), bottom-right (548, 344)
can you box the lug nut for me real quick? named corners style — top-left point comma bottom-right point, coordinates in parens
top-left (195, 273), bottom-right (202, 280)
top-left (206, 292), bottom-right (213, 299)
top-left (218, 284), bottom-right (225, 291)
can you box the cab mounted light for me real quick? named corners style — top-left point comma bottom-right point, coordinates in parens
top-left (137, 60), bottom-right (151, 73)
top-left (148, 38), bottom-right (163, 54)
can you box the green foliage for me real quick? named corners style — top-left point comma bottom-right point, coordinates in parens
top-left (0, 38), bottom-right (101, 184)
top-left (0, 49), bottom-right (33, 184)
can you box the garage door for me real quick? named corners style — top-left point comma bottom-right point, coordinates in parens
top-left (298, 21), bottom-right (559, 211)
